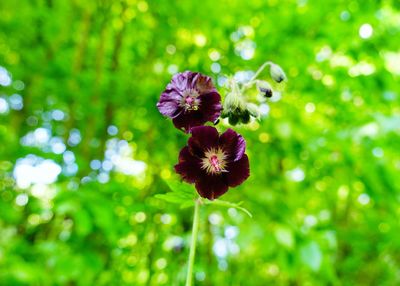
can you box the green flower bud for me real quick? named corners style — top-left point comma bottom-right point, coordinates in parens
top-left (228, 114), bottom-right (239, 125)
top-left (240, 110), bottom-right (250, 124)
top-left (223, 78), bottom-right (256, 126)
top-left (223, 91), bottom-right (246, 112)
top-left (221, 110), bottom-right (229, 118)
top-left (270, 63), bottom-right (286, 83)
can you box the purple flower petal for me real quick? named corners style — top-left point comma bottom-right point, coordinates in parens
top-left (226, 154), bottom-right (250, 187)
top-left (199, 91), bottom-right (222, 122)
top-left (170, 71), bottom-right (195, 91)
top-left (195, 74), bottom-right (215, 94)
top-left (195, 175), bottom-right (229, 200)
top-left (177, 146), bottom-right (192, 163)
top-left (157, 90), bottom-right (182, 118)
top-left (172, 111), bottom-right (205, 132)
top-left (219, 128), bottom-right (246, 162)
top-left (188, 126), bottom-right (219, 157)
top-left (175, 147), bottom-right (204, 183)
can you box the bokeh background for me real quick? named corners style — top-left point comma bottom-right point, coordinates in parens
top-left (1, 0), bottom-right (400, 285)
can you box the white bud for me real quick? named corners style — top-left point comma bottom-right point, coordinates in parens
top-left (223, 91), bottom-right (246, 113)
top-left (246, 103), bottom-right (260, 119)
top-left (256, 80), bottom-right (273, 98)
top-left (270, 63), bottom-right (286, 83)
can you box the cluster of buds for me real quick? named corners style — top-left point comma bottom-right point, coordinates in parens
top-left (221, 78), bottom-right (260, 125)
top-left (221, 62), bottom-right (286, 126)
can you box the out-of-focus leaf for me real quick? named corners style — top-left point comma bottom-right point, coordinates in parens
top-left (300, 241), bottom-right (323, 272)
top-left (74, 209), bottom-right (93, 237)
top-left (274, 225), bottom-right (295, 249)
top-left (154, 192), bottom-right (194, 205)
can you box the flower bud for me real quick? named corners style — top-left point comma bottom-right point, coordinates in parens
top-left (228, 114), bottom-right (239, 125)
top-left (246, 103), bottom-right (260, 119)
top-left (223, 91), bottom-right (246, 112)
top-left (221, 110), bottom-right (229, 118)
top-left (223, 79), bottom-right (257, 126)
top-left (240, 110), bottom-right (250, 124)
top-left (256, 80), bottom-right (273, 98)
top-left (270, 63), bottom-right (286, 83)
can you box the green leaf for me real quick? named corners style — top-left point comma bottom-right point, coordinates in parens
top-left (203, 199), bottom-right (252, 218)
top-left (154, 192), bottom-right (193, 205)
top-left (154, 179), bottom-right (196, 207)
top-left (180, 200), bottom-right (196, 209)
top-left (165, 180), bottom-right (195, 196)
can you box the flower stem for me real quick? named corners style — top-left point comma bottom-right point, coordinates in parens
top-left (250, 60), bottom-right (273, 82)
top-left (241, 60), bottom-right (273, 92)
top-left (185, 198), bottom-right (201, 286)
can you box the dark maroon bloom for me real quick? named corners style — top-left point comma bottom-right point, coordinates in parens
top-left (175, 126), bottom-right (250, 200)
top-left (157, 71), bottom-right (222, 132)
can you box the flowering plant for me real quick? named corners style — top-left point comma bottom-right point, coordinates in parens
top-left (156, 62), bottom-right (285, 285)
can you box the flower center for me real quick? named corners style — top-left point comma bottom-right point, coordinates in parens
top-left (201, 148), bottom-right (227, 174)
top-left (210, 155), bottom-right (221, 172)
top-left (181, 89), bottom-right (200, 111)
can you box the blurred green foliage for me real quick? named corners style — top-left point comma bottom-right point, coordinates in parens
top-left (1, 0), bottom-right (400, 285)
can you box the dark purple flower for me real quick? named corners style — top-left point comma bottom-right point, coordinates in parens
top-left (174, 126), bottom-right (250, 200)
top-left (157, 71), bottom-right (222, 132)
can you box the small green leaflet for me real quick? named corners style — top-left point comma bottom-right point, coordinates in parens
top-left (154, 179), bottom-right (196, 208)
top-left (155, 179), bottom-right (252, 217)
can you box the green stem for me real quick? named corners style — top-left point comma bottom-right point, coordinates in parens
top-left (250, 61), bottom-right (273, 82)
top-left (185, 198), bottom-right (201, 286)
top-left (240, 60), bottom-right (273, 93)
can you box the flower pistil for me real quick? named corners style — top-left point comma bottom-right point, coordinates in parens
top-left (201, 148), bottom-right (227, 174)
top-left (180, 89), bottom-right (200, 111)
